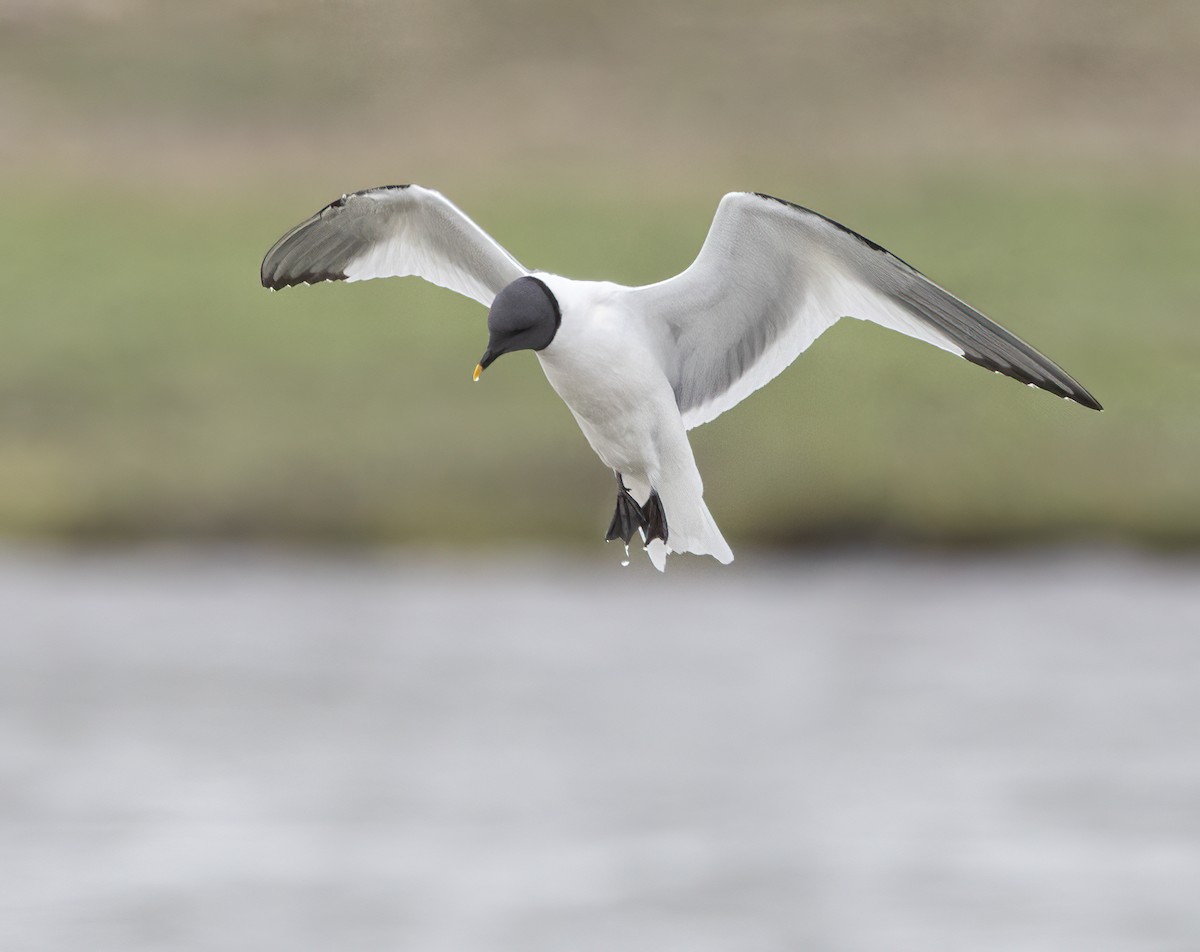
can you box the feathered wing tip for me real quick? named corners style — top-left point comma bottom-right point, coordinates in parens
top-left (643, 498), bottom-right (734, 572)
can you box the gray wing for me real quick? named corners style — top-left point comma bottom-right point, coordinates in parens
top-left (260, 184), bottom-right (528, 306)
top-left (628, 192), bottom-right (1101, 429)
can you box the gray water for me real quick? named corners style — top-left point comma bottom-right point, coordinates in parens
top-left (1, 546), bottom-right (1198, 952)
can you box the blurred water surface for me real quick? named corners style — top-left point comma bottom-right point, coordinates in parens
top-left (1, 546), bottom-right (1198, 952)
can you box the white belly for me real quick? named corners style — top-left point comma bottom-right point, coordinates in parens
top-left (527, 274), bottom-right (733, 568)
top-left (537, 342), bottom-right (676, 481)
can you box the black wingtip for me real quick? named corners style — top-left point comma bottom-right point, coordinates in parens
top-left (961, 352), bottom-right (1102, 411)
top-left (1074, 390), bottom-right (1104, 412)
top-left (259, 185), bottom-right (414, 291)
top-left (260, 267), bottom-right (348, 291)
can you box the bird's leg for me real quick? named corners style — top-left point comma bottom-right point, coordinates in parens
top-left (605, 472), bottom-right (646, 544)
top-left (641, 489), bottom-right (669, 544)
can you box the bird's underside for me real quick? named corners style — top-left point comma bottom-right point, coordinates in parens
top-left (260, 184), bottom-right (1101, 570)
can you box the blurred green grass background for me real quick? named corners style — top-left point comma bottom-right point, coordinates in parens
top-left (2, 0), bottom-right (1197, 550)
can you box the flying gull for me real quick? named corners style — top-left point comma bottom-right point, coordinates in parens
top-left (261, 185), bottom-right (1101, 570)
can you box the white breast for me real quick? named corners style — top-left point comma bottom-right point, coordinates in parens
top-left (533, 275), bottom-right (679, 480)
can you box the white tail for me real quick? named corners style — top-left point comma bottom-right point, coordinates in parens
top-left (645, 495), bottom-right (733, 571)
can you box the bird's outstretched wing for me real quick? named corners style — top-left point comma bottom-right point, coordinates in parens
top-left (628, 191), bottom-right (1101, 429)
top-left (260, 184), bottom-right (528, 307)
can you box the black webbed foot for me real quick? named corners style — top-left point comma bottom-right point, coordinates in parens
top-left (641, 490), bottom-right (669, 544)
top-left (605, 480), bottom-right (646, 544)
